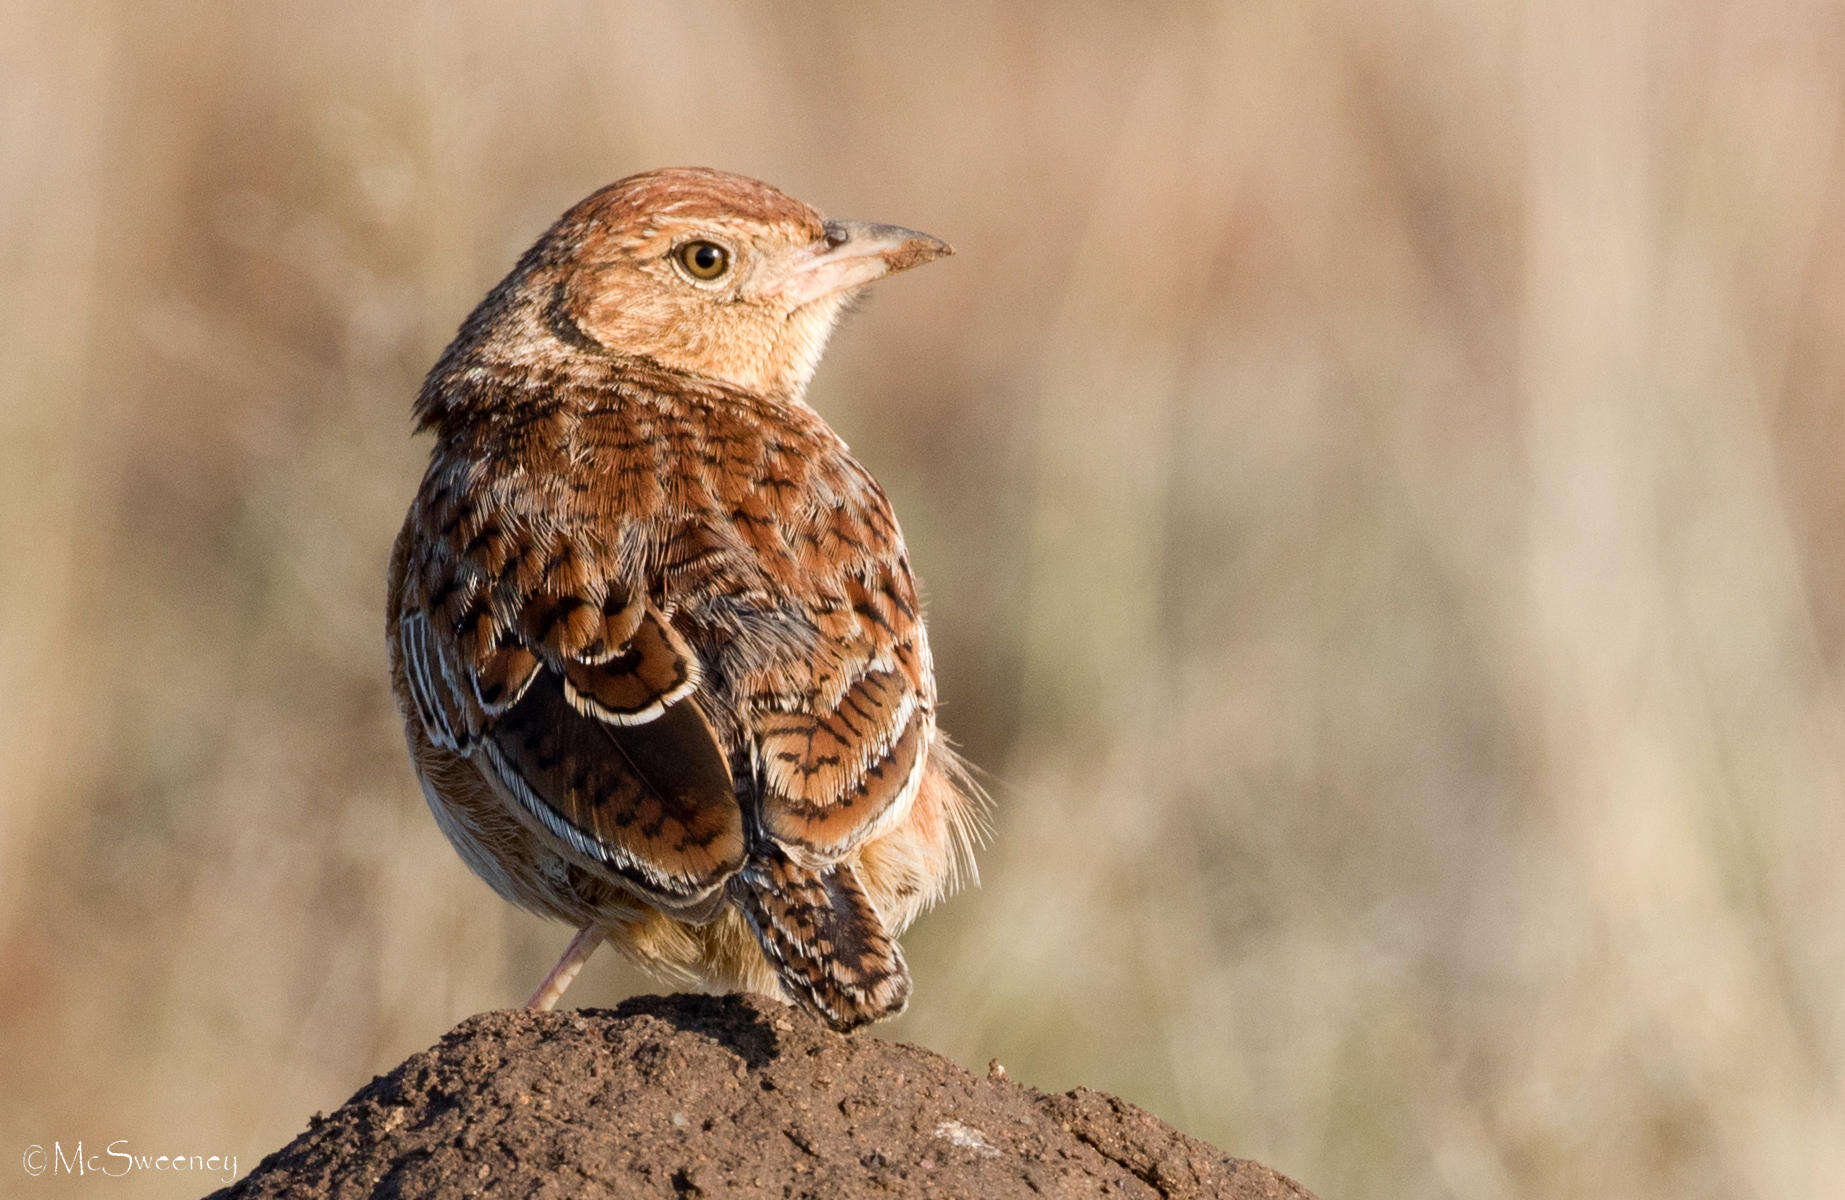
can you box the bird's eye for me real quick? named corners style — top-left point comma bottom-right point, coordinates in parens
top-left (676, 240), bottom-right (731, 281)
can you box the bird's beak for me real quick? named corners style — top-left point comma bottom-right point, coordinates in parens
top-left (771, 219), bottom-right (953, 308)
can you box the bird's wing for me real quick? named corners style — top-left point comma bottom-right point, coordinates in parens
top-left (747, 479), bottom-right (936, 864)
top-left (705, 466), bottom-right (932, 1030)
top-left (395, 465), bottom-right (744, 908)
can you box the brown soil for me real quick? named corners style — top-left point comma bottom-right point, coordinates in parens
top-left (208, 993), bottom-right (1317, 1199)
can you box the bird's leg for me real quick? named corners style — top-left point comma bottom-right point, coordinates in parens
top-left (525, 923), bottom-right (606, 1011)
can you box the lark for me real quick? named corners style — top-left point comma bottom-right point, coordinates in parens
top-left (387, 168), bottom-right (981, 1030)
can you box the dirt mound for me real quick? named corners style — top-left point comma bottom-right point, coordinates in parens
top-left (209, 993), bottom-right (1316, 1199)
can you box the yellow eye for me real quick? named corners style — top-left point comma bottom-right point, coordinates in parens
top-left (676, 240), bottom-right (731, 281)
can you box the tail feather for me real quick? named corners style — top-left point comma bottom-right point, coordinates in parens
top-left (733, 847), bottom-right (910, 1031)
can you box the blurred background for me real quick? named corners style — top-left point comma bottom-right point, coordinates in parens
top-left (5, 1), bottom-right (1845, 1196)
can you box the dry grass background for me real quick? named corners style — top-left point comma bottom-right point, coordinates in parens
top-left (4, 1), bottom-right (1845, 1196)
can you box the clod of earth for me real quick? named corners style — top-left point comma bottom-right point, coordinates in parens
top-left (209, 993), bottom-right (1318, 1199)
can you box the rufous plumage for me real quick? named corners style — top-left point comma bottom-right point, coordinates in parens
top-left (386, 168), bottom-right (980, 1030)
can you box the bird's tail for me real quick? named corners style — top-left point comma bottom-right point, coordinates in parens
top-left (732, 845), bottom-right (910, 1031)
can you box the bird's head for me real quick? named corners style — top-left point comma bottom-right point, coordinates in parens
top-left (531, 167), bottom-right (950, 401)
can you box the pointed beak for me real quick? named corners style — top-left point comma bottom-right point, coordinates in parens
top-left (770, 219), bottom-right (953, 307)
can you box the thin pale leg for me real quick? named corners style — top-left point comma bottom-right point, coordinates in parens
top-left (525, 923), bottom-right (606, 1011)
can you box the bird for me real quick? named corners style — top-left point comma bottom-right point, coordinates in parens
top-left (386, 168), bottom-right (982, 1031)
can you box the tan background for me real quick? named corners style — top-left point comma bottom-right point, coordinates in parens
top-left (5, 2), bottom-right (1845, 1196)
